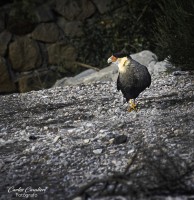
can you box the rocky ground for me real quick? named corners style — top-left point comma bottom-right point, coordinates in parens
top-left (0, 71), bottom-right (194, 200)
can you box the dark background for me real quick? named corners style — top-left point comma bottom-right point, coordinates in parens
top-left (0, 0), bottom-right (194, 93)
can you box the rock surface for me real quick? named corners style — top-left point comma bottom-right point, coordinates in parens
top-left (0, 72), bottom-right (194, 199)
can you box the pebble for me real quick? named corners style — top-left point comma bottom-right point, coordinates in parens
top-left (29, 135), bottom-right (37, 140)
top-left (53, 135), bottom-right (61, 143)
top-left (83, 139), bottom-right (90, 144)
top-left (174, 129), bottom-right (180, 135)
top-left (93, 149), bottom-right (103, 154)
top-left (31, 146), bottom-right (36, 152)
top-left (72, 197), bottom-right (82, 200)
top-left (113, 135), bottom-right (128, 144)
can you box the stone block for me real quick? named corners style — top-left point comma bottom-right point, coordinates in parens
top-left (57, 18), bottom-right (84, 37)
top-left (9, 36), bottom-right (42, 72)
top-left (31, 23), bottom-right (60, 43)
top-left (47, 43), bottom-right (77, 72)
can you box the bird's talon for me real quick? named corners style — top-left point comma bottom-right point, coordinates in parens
top-left (128, 106), bottom-right (138, 112)
top-left (128, 107), bottom-right (133, 112)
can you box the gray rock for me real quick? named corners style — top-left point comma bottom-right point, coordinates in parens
top-left (54, 64), bottom-right (118, 87)
top-left (131, 50), bottom-right (176, 75)
top-left (131, 50), bottom-right (158, 69)
top-left (74, 69), bottom-right (96, 79)
top-left (93, 149), bottom-right (103, 154)
top-left (81, 64), bottom-right (118, 83)
top-left (149, 60), bottom-right (174, 75)
top-left (113, 135), bottom-right (128, 144)
top-left (54, 50), bottom-right (175, 87)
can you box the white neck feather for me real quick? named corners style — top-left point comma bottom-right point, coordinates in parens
top-left (118, 57), bottom-right (130, 73)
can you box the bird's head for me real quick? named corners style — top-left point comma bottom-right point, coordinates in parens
top-left (107, 51), bottom-right (131, 73)
top-left (107, 51), bottom-right (130, 64)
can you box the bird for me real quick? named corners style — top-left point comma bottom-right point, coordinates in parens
top-left (107, 51), bottom-right (151, 112)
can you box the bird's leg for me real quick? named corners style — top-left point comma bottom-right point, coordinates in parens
top-left (128, 99), bottom-right (138, 112)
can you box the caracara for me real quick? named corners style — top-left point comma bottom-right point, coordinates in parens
top-left (107, 51), bottom-right (151, 112)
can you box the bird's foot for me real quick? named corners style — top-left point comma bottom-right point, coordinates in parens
top-left (128, 102), bottom-right (138, 112)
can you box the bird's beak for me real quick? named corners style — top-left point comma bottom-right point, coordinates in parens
top-left (107, 57), bottom-right (112, 63)
top-left (107, 56), bottom-right (117, 63)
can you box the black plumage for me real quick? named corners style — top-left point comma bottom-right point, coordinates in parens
top-left (117, 56), bottom-right (151, 102)
top-left (107, 51), bottom-right (151, 111)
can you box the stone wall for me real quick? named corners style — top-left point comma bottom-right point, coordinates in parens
top-left (0, 0), bottom-right (127, 93)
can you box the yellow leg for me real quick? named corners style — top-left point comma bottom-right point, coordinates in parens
top-left (128, 99), bottom-right (138, 112)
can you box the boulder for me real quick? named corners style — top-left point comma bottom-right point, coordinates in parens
top-left (131, 51), bottom-right (176, 75)
top-left (74, 69), bottom-right (96, 79)
top-left (0, 57), bottom-right (16, 93)
top-left (149, 60), bottom-right (174, 75)
top-left (54, 68), bottom-right (96, 86)
top-left (31, 23), bottom-right (60, 43)
top-left (54, 64), bottom-right (118, 87)
top-left (131, 50), bottom-right (158, 69)
top-left (54, 50), bottom-right (178, 87)
top-left (9, 36), bottom-right (42, 72)
top-left (0, 31), bottom-right (12, 56)
top-left (47, 43), bottom-right (77, 72)
top-left (55, 0), bottom-right (95, 21)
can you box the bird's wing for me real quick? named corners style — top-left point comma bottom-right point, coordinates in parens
top-left (132, 62), bottom-right (151, 89)
top-left (117, 73), bottom-right (121, 91)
